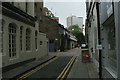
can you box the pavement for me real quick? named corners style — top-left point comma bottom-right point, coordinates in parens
top-left (49, 48), bottom-right (99, 78)
top-left (2, 48), bottom-right (99, 79)
top-left (67, 55), bottom-right (99, 78)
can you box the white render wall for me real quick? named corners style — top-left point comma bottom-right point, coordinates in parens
top-left (12, 2), bottom-right (35, 17)
top-left (27, 2), bottom-right (35, 17)
top-left (2, 15), bottom-right (48, 68)
top-left (14, 2), bottom-right (27, 12)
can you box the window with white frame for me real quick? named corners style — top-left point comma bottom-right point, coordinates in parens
top-left (26, 28), bottom-right (31, 51)
top-left (20, 26), bottom-right (23, 51)
top-left (35, 31), bottom-right (37, 50)
top-left (9, 23), bottom-right (16, 57)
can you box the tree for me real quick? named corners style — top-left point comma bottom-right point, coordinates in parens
top-left (68, 24), bottom-right (82, 31)
top-left (68, 25), bottom-right (85, 45)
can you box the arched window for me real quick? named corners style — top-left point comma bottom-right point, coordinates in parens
top-left (26, 28), bottom-right (31, 51)
top-left (9, 23), bottom-right (17, 57)
top-left (20, 26), bottom-right (23, 51)
top-left (35, 31), bottom-right (37, 50)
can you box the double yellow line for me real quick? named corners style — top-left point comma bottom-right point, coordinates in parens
top-left (56, 56), bottom-right (76, 80)
top-left (16, 57), bottom-right (57, 80)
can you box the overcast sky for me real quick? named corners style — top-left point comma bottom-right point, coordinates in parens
top-left (44, 0), bottom-right (86, 28)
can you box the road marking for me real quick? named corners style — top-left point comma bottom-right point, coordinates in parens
top-left (56, 56), bottom-right (74, 80)
top-left (56, 56), bottom-right (76, 80)
top-left (16, 57), bottom-right (58, 80)
top-left (60, 56), bottom-right (76, 80)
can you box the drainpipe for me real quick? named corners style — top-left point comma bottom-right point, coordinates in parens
top-left (96, 2), bottom-right (102, 79)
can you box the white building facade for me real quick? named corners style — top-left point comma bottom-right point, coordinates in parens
top-left (1, 2), bottom-right (48, 73)
top-left (67, 16), bottom-right (83, 29)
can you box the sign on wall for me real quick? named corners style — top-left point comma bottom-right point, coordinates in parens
top-left (96, 45), bottom-right (103, 50)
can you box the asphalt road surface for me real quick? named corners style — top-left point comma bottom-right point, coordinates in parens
top-left (16, 48), bottom-right (81, 80)
top-left (28, 56), bottom-right (72, 78)
top-left (16, 56), bottom-right (74, 80)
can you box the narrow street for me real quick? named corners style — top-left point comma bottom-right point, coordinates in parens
top-left (7, 48), bottom-right (98, 80)
top-left (1, 1), bottom-right (119, 80)
top-left (15, 48), bottom-right (80, 79)
top-left (16, 56), bottom-right (73, 79)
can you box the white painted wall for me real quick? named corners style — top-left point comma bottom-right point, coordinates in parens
top-left (2, 15), bottom-right (48, 68)
top-left (14, 2), bottom-right (26, 12)
top-left (27, 2), bottom-right (35, 17)
top-left (36, 33), bottom-right (48, 59)
top-left (12, 2), bottom-right (35, 17)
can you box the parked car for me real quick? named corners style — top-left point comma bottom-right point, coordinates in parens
top-left (81, 44), bottom-right (88, 49)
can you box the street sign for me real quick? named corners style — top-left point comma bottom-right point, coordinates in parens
top-left (96, 45), bottom-right (103, 50)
